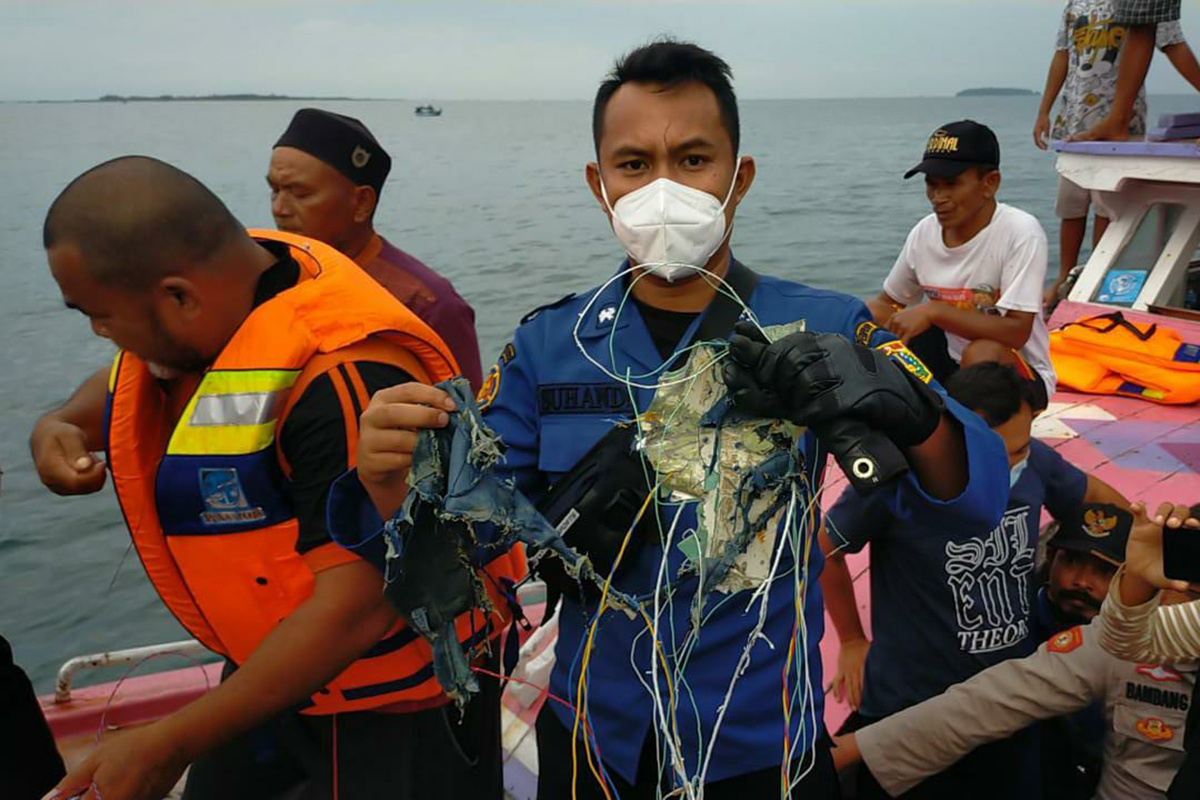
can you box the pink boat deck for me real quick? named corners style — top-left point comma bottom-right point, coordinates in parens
top-left (819, 300), bottom-right (1200, 733)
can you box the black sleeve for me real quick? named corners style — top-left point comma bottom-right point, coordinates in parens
top-left (280, 361), bottom-right (412, 554)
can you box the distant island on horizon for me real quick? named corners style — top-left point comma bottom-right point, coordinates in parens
top-left (92, 93), bottom-right (372, 103)
top-left (957, 87), bottom-right (1037, 97)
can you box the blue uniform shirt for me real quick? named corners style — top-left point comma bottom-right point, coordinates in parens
top-left (329, 260), bottom-right (1008, 785)
top-left (475, 260), bottom-right (1008, 784)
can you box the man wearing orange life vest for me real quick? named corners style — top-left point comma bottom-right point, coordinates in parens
top-left (37, 156), bottom-right (521, 800)
top-left (29, 108), bottom-right (481, 501)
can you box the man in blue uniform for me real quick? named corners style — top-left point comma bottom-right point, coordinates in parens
top-left (343, 40), bottom-right (1008, 798)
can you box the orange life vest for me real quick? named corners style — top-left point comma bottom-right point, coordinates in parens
top-left (105, 229), bottom-right (526, 714)
top-left (1049, 312), bottom-right (1200, 404)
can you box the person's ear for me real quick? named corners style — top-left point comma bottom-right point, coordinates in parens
top-left (730, 155), bottom-right (756, 209)
top-left (156, 276), bottom-right (203, 322)
top-left (585, 162), bottom-right (611, 218)
top-left (983, 169), bottom-right (1002, 200)
top-left (352, 186), bottom-right (378, 224)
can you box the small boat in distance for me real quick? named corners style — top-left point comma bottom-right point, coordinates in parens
top-left (415, 104), bottom-right (442, 117)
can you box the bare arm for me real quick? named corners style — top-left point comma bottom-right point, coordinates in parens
top-left (162, 560), bottom-right (397, 749)
top-left (866, 291), bottom-right (905, 327)
top-left (1164, 42), bottom-right (1200, 94)
top-left (904, 412), bottom-right (968, 500)
top-left (53, 560), bottom-right (400, 799)
top-left (29, 366), bottom-right (110, 495)
top-left (1082, 474), bottom-right (1127, 508)
top-left (1034, 50), bottom-right (1069, 149)
top-left (890, 304), bottom-right (1034, 351)
top-left (819, 525), bottom-right (870, 709)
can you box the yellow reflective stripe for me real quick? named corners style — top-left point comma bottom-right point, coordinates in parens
top-left (167, 369), bottom-right (300, 456)
top-left (108, 350), bottom-right (123, 391)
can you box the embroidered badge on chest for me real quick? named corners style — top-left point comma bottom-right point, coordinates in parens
top-left (1136, 717), bottom-right (1175, 742)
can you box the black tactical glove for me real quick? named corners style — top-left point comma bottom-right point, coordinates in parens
top-left (724, 322), bottom-right (944, 449)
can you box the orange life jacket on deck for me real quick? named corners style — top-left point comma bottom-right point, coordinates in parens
top-left (105, 229), bottom-right (526, 714)
top-left (1049, 312), bottom-right (1200, 404)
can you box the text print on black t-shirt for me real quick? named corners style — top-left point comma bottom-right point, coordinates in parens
top-left (944, 505), bottom-right (1036, 654)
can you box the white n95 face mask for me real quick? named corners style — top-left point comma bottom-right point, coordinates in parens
top-left (600, 160), bottom-right (740, 283)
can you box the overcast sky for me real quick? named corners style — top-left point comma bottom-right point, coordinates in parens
top-left (3, 0), bottom-right (1200, 101)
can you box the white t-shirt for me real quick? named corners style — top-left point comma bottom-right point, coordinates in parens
top-left (884, 203), bottom-right (1057, 395)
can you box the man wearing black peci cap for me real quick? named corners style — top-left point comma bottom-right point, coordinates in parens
top-left (270, 108), bottom-right (483, 391)
top-left (867, 120), bottom-right (1056, 412)
top-left (30, 109), bottom-right (483, 504)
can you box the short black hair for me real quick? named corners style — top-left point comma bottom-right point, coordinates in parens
top-left (945, 362), bottom-right (1035, 427)
top-left (592, 38), bottom-right (740, 156)
top-left (43, 156), bottom-right (243, 289)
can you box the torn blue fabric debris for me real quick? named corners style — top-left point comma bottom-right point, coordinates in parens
top-left (380, 377), bottom-right (631, 705)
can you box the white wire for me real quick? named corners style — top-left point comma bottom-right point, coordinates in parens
top-left (570, 258), bottom-right (831, 798)
top-left (694, 482), bottom-right (800, 794)
top-left (646, 504), bottom-right (697, 800)
top-left (571, 263), bottom-right (765, 389)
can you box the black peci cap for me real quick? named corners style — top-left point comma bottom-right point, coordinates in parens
top-left (904, 120), bottom-right (1001, 180)
top-left (274, 108), bottom-right (392, 195)
top-left (1049, 503), bottom-right (1132, 567)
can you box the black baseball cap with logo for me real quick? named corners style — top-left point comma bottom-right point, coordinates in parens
top-left (904, 120), bottom-right (1001, 180)
top-left (1049, 502), bottom-right (1132, 567)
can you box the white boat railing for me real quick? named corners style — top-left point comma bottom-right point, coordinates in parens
top-left (54, 639), bottom-right (209, 704)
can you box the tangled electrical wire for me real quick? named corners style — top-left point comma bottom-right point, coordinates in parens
top-left (384, 262), bottom-right (830, 800)
top-left (564, 264), bottom-right (829, 799)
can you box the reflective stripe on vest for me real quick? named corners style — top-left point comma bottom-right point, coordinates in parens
top-left (106, 230), bottom-right (526, 714)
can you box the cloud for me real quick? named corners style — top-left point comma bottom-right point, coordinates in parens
top-left (1, 0), bottom-right (1198, 101)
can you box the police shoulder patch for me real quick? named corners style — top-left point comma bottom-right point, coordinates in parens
top-left (855, 320), bottom-right (880, 347)
top-left (499, 342), bottom-right (517, 366)
top-left (1048, 626), bottom-right (1084, 654)
top-left (520, 293), bottom-right (577, 325)
top-left (875, 340), bottom-right (933, 384)
top-left (477, 364), bottom-right (501, 411)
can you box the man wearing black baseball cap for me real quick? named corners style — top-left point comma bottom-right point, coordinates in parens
top-left (270, 108), bottom-right (483, 391)
top-left (902, 119), bottom-right (1001, 180)
top-left (867, 120), bottom-right (1056, 414)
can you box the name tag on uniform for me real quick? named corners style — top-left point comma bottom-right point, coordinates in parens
top-left (539, 383), bottom-right (631, 415)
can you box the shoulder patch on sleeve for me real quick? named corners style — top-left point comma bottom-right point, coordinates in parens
top-left (876, 340), bottom-right (933, 384)
top-left (477, 340), bottom-right (517, 412)
top-left (520, 293), bottom-right (577, 325)
top-left (855, 320), bottom-right (879, 347)
top-left (477, 363), bottom-right (501, 411)
top-left (1048, 626), bottom-right (1084, 654)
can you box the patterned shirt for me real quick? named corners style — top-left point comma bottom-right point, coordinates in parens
top-left (1051, 0), bottom-right (1184, 139)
